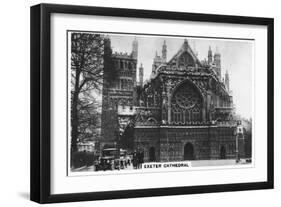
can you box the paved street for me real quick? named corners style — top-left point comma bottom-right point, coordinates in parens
top-left (72, 163), bottom-right (134, 172)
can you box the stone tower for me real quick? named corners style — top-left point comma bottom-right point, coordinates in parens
top-left (132, 37), bottom-right (138, 60)
top-left (162, 40), bottom-right (167, 63)
top-left (152, 51), bottom-right (162, 76)
top-left (139, 63), bottom-right (144, 87)
top-left (208, 46), bottom-right (213, 65)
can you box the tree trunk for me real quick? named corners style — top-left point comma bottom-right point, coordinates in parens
top-left (71, 91), bottom-right (79, 152)
top-left (71, 69), bottom-right (81, 153)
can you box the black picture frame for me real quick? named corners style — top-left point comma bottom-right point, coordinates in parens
top-left (30, 3), bottom-right (274, 204)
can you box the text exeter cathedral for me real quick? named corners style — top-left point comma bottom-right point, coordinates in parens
top-left (100, 37), bottom-right (248, 162)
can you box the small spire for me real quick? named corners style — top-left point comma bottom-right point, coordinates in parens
top-left (132, 37), bottom-right (138, 59)
top-left (215, 46), bottom-right (219, 54)
top-left (208, 45), bottom-right (213, 64)
top-left (225, 69), bottom-right (230, 92)
top-left (132, 36), bottom-right (137, 43)
top-left (162, 40), bottom-right (167, 62)
top-left (139, 63), bottom-right (144, 87)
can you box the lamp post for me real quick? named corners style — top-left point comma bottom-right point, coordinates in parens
top-left (236, 130), bottom-right (239, 163)
top-left (115, 103), bottom-right (120, 159)
top-left (235, 120), bottom-right (243, 163)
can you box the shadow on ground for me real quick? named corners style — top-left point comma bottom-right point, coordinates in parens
top-left (18, 192), bottom-right (29, 200)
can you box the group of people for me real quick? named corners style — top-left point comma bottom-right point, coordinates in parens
top-left (132, 150), bottom-right (144, 169)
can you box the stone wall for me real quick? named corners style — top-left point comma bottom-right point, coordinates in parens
top-left (134, 127), bottom-right (160, 162)
top-left (134, 125), bottom-right (238, 162)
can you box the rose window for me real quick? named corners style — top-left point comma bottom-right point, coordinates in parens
top-left (174, 87), bottom-right (200, 110)
top-left (171, 81), bottom-right (202, 123)
top-left (173, 81), bottom-right (201, 109)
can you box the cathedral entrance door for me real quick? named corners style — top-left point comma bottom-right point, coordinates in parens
top-left (184, 143), bottom-right (194, 160)
top-left (220, 146), bottom-right (226, 159)
top-left (149, 147), bottom-right (156, 162)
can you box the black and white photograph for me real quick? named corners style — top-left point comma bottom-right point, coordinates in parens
top-left (69, 32), bottom-right (253, 174)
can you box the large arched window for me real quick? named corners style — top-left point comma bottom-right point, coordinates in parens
top-left (171, 81), bottom-right (203, 124)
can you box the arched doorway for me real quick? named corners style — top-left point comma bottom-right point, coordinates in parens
top-left (184, 143), bottom-right (194, 160)
top-left (220, 146), bottom-right (226, 159)
top-left (149, 147), bottom-right (156, 162)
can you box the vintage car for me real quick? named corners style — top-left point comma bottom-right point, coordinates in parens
top-left (94, 148), bottom-right (119, 171)
top-left (94, 148), bottom-right (131, 171)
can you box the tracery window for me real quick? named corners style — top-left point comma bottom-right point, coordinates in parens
top-left (171, 81), bottom-right (203, 124)
top-left (178, 52), bottom-right (195, 67)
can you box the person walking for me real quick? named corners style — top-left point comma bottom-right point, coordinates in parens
top-left (139, 150), bottom-right (144, 169)
top-left (133, 150), bottom-right (138, 169)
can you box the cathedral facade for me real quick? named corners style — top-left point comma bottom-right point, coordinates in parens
top-left (101, 37), bottom-right (245, 162)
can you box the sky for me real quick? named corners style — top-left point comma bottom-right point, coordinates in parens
top-left (107, 33), bottom-right (253, 119)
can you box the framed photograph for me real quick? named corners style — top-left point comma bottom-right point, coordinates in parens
top-left (30, 3), bottom-right (274, 203)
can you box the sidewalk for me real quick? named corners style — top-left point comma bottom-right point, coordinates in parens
top-left (72, 163), bottom-right (134, 172)
top-left (71, 165), bottom-right (95, 172)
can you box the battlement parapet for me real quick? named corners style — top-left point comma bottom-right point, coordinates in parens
top-left (112, 51), bottom-right (135, 59)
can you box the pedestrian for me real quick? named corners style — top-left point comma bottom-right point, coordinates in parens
top-left (133, 150), bottom-right (137, 169)
top-left (140, 150), bottom-right (144, 169)
top-left (136, 150), bottom-right (142, 169)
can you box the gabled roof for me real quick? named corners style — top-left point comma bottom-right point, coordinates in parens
top-left (167, 39), bottom-right (202, 67)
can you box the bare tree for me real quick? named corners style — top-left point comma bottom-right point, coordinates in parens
top-left (76, 94), bottom-right (101, 142)
top-left (71, 33), bottom-right (114, 153)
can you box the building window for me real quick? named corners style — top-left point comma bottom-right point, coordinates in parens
top-left (171, 81), bottom-right (203, 124)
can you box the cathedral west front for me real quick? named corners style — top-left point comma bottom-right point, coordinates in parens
top-left (100, 36), bottom-right (247, 163)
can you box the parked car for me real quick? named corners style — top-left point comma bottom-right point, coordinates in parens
top-left (94, 148), bottom-right (119, 171)
top-left (94, 148), bottom-right (131, 171)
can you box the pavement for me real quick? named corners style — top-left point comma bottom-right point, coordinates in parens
top-left (72, 163), bottom-right (134, 172)
top-left (190, 159), bottom-right (237, 167)
top-left (71, 159), bottom-right (251, 172)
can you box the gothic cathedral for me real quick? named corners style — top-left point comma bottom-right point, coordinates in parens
top-left (101, 37), bottom-right (245, 162)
